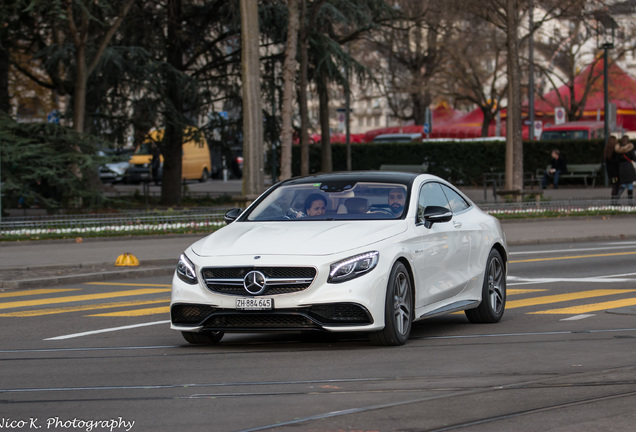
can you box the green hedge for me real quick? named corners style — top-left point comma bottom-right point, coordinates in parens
top-left (290, 139), bottom-right (607, 186)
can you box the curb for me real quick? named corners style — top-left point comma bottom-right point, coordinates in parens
top-left (0, 259), bottom-right (176, 290)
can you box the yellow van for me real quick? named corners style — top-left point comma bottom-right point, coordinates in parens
top-left (126, 127), bottom-right (211, 183)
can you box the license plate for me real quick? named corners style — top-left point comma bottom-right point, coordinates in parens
top-left (236, 298), bottom-right (273, 310)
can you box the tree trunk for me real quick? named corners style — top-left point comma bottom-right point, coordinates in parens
top-left (0, 46), bottom-right (10, 114)
top-left (71, 18), bottom-right (88, 134)
top-left (505, 0), bottom-right (523, 195)
top-left (240, 0), bottom-right (264, 197)
top-left (298, 0), bottom-right (310, 176)
top-left (411, 90), bottom-right (431, 126)
top-left (317, 73), bottom-right (331, 173)
top-left (161, 0), bottom-right (185, 206)
top-left (279, 0), bottom-right (299, 181)
top-left (481, 108), bottom-right (494, 137)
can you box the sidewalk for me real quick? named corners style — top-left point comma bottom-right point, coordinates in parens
top-left (1, 212), bottom-right (635, 289)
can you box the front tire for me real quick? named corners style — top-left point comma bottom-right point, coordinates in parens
top-left (370, 262), bottom-right (413, 346)
top-left (466, 249), bottom-right (506, 323)
top-left (181, 330), bottom-right (224, 344)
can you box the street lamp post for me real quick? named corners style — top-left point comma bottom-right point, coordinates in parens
top-left (596, 15), bottom-right (616, 142)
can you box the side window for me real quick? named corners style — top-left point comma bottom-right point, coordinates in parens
top-left (441, 184), bottom-right (470, 213)
top-left (417, 182), bottom-right (450, 222)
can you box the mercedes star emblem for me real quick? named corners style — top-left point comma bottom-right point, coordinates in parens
top-left (243, 270), bottom-right (267, 295)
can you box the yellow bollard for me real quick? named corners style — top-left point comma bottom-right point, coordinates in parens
top-left (115, 253), bottom-right (140, 266)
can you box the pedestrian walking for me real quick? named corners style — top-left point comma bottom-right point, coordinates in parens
top-left (617, 136), bottom-right (636, 204)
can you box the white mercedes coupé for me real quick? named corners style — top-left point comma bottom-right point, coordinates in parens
top-left (171, 171), bottom-right (507, 346)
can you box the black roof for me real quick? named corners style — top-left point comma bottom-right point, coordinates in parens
top-left (283, 171), bottom-right (418, 187)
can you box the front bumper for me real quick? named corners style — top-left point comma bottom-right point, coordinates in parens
top-left (170, 254), bottom-right (392, 334)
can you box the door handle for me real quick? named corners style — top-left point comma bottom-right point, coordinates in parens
top-left (453, 221), bottom-right (462, 229)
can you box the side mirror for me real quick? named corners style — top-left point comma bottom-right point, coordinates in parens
top-left (224, 208), bottom-right (242, 224)
top-left (420, 205), bottom-right (452, 229)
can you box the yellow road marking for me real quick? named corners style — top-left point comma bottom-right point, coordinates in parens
top-left (507, 289), bottom-right (636, 309)
top-left (508, 289), bottom-right (548, 295)
top-left (0, 299), bottom-right (169, 317)
top-left (530, 298), bottom-right (636, 314)
top-left (0, 288), bottom-right (80, 298)
top-left (510, 251), bottom-right (636, 264)
top-left (89, 306), bottom-right (170, 317)
top-left (0, 288), bottom-right (171, 310)
top-left (86, 282), bottom-right (171, 287)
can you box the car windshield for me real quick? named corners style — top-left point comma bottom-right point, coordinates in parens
top-left (135, 142), bottom-right (155, 155)
top-left (541, 130), bottom-right (590, 140)
top-left (245, 181), bottom-right (408, 221)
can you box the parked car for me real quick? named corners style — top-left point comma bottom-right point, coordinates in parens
top-left (170, 171), bottom-right (508, 346)
top-left (540, 121), bottom-right (605, 140)
top-left (372, 133), bottom-right (422, 143)
top-left (97, 149), bottom-right (132, 183)
top-left (125, 127), bottom-right (212, 183)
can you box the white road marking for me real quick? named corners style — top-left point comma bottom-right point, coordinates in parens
top-left (44, 320), bottom-right (170, 340)
top-left (560, 314), bottom-right (596, 321)
top-left (510, 244), bottom-right (636, 256)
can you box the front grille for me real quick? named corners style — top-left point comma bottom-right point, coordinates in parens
top-left (201, 266), bottom-right (316, 296)
top-left (202, 312), bottom-right (319, 330)
top-left (173, 302), bottom-right (372, 331)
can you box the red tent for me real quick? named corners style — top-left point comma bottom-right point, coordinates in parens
top-left (429, 108), bottom-right (501, 138)
top-left (362, 102), bottom-right (463, 142)
top-left (524, 59), bottom-right (636, 130)
top-left (365, 60), bottom-right (636, 140)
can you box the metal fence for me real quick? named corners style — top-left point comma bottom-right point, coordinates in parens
top-left (0, 208), bottom-right (229, 240)
top-left (479, 197), bottom-right (636, 217)
top-left (1, 199), bottom-right (634, 241)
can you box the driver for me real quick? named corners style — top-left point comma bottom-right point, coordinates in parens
top-left (388, 187), bottom-right (406, 216)
top-left (303, 193), bottom-right (327, 217)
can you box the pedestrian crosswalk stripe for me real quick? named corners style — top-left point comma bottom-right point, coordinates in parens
top-left (2, 286), bottom-right (635, 319)
top-left (0, 288), bottom-right (171, 310)
top-left (530, 298), bottom-right (636, 314)
top-left (506, 289), bottom-right (636, 309)
top-left (0, 298), bottom-right (169, 317)
top-left (0, 289), bottom-right (80, 299)
top-left (88, 306), bottom-right (170, 317)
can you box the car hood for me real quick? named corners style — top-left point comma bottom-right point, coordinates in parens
top-left (191, 220), bottom-right (407, 257)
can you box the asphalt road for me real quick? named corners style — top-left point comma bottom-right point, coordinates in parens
top-left (2, 239), bottom-right (636, 432)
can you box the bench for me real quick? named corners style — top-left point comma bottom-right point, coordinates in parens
top-left (483, 172), bottom-right (541, 202)
top-left (537, 163), bottom-right (601, 187)
top-left (379, 163), bottom-right (428, 173)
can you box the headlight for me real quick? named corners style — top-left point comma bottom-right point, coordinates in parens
top-left (176, 253), bottom-right (197, 284)
top-left (328, 251), bottom-right (379, 283)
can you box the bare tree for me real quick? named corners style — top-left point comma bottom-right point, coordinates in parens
top-left (367, 0), bottom-right (454, 126)
top-left (442, 17), bottom-right (508, 136)
top-left (64, 0), bottom-right (135, 133)
top-left (532, 2), bottom-right (636, 122)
